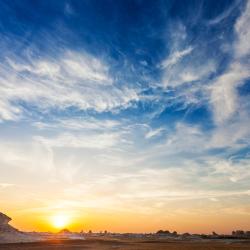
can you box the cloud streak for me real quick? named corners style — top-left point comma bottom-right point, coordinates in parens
top-left (210, 0), bottom-right (250, 124)
top-left (0, 49), bottom-right (139, 121)
top-left (160, 47), bottom-right (193, 69)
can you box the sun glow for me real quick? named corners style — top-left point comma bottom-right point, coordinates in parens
top-left (51, 214), bottom-right (70, 229)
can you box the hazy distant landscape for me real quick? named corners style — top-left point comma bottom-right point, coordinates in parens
top-left (1, 212), bottom-right (250, 249)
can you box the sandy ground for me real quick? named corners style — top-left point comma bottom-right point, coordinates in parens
top-left (0, 238), bottom-right (250, 250)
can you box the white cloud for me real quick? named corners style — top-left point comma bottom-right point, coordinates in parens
top-left (209, 62), bottom-right (250, 124)
top-left (145, 127), bottom-right (164, 139)
top-left (0, 50), bottom-right (139, 121)
top-left (161, 47), bottom-right (193, 68)
top-left (7, 50), bottom-right (112, 85)
top-left (34, 132), bottom-right (120, 149)
top-left (181, 61), bottom-right (216, 82)
top-left (163, 123), bottom-right (206, 154)
top-left (62, 51), bottom-right (113, 84)
top-left (159, 21), bottom-right (216, 89)
top-left (7, 59), bottom-right (60, 79)
top-left (0, 141), bottom-right (54, 173)
top-left (211, 159), bottom-right (250, 183)
top-left (139, 119), bottom-right (250, 162)
top-left (162, 59), bottom-right (216, 87)
top-left (209, 112), bottom-right (250, 149)
top-left (159, 2), bottom-right (250, 127)
top-left (234, 1), bottom-right (250, 57)
top-left (61, 158), bottom-right (250, 214)
top-left (209, 1), bottom-right (250, 124)
top-left (207, 0), bottom-right (240, 25)
top-left (0, 99), bottom-right (21, 121)
top-left (33, 117), bottom-right (120, 131)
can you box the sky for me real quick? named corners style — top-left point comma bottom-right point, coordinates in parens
top-left (0, 0), bottom-right (250, 234)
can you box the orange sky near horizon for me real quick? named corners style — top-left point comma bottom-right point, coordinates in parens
top-left (2, 182), bottom-right (250, 235)
top-left (5, 208), bottom-right (250, 235)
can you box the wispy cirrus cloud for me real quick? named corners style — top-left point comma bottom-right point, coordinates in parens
top-left (145, 127), bottom-right (165, 139)
top-left (160, 46), bottom-right (193, 69)
top-left (34, 132), bottom-right (121, 149)
top-left (206, 0), bottom-right (240, 25)
top-left (33, 117), bottom-right (120, 131)
top-left (209, 62), bottom-right (250, 124)
top-left (0, 49), bottom-right (139, 121)
top-left (234, 1), bottom-right (250, 58)
top-left (209, 0), bottom-right (250, 125)
top-left (157, 0), bottom-right (250, 130)
top-left (159, 21), bottom-right (217, 89)
top-left (60, 157), bottom-right (250, 214)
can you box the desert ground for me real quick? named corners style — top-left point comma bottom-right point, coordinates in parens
top-left (1, 238), bottom-right (250, 250)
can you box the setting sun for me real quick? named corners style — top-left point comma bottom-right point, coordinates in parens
top-left (51, 214), bottom-right (70, 229)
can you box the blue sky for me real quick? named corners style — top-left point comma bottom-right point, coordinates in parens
top-left (0, 0), bottom-right (250, 233)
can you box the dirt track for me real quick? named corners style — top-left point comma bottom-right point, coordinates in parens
top-left (0, 238), bottom-right (250, 250)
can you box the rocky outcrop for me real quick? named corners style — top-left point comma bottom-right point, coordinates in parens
top-left (0, 213), bottom-right (11, 225)
top-left (0, 212), bottom-right (41, 244)
top-left (0, 212), bottom-right (19, 233)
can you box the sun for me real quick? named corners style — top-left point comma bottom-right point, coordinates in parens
top-left (51, 214), bottom-right (70, 229)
